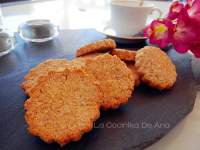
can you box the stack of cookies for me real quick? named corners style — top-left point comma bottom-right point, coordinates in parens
top-left (21, 39), bottom-right (177, 146)
top-left (76, 39), bottom-right (177, 90)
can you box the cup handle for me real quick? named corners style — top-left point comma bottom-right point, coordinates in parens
top-left (151, 7), bottom-right (162, 19)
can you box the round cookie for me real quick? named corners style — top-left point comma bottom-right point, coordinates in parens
top-left (83, 54), bottom-right (134, 109)
top-left (76, 39), bottom-right (116, 57)
top-left (24, 69), bottom-right (102, 146)
top-left (126, 62), bottom-right (141, 86)
top-left (77, 53), bottom-right (104, 59)
top-left (21, 59), bottom-right (69, 96)
top-left (111, 49), bottom-right (136, 61)
top-left (135, 46), bottom-right (177, 90)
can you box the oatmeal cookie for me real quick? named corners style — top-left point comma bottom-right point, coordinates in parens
top-left (76, 39), bottom-right (116, 57)
top-left (21, 59), bottom-right (69, 96)
top-left (83, 54), bottom-right (134, 109)
top-left (111, 49), bottom-right (136, 61)
top-left (24, 69), bottom-right (102, 146)
top-left (126, 62), bottom-right (141, 86)
top-left (135, 46), bottom-right (177, 90)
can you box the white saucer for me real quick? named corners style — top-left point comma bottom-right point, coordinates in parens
top-left (0, 48), bottom-right (13, 57)
top-left (97, 26), bottom-right (147, 44)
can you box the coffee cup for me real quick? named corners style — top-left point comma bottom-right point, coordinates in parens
top-left (107, 0), bottom-right (162, 36)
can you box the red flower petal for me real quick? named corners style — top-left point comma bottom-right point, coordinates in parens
top-left (143, 26), bottom-right (152, 37)
top-left (167, 0), bottom-right (184, 20)
top-left (187, 0), bottom-right (194, 7)
top-left (172, 8), bottom-right (200, 56)
top-left (144, 19), bottom-right (174, 48)
top-left (188, 0), bottom-right (200, 22)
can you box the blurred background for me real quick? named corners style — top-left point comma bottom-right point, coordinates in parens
top-left (0, 0), bottom-right (171, 32)
top-left (0, 0), bottom-right (174, 4)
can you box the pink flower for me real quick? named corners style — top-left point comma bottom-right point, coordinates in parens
top-left (187, 0), bottom-right (200, 22)
top-left (172, 9), bottom-right (192, 53)
top-left (186, 0), bottom-right (194, 7)
top-left (167, 0), bottom-right (184, 20)
top-left (172, 8), bottom-right (200, 57)
top-left (144, 19), bottom-right (174, 48)
top-left (144, 0), bottom-right (200, 57)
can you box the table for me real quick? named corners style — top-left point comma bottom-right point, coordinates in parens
top-left (0, 0), bottom-right (200, 150)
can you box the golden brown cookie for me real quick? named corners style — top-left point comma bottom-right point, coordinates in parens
top-left (111, 49), bottom-right (136, 61)
top-left (135, 46), bottom-right (177, 90)
top-left (76, 39), bottom-right (116, 57)
top-left (83, 54), bottom-right (134, 109)
top-left (24, 69), bottom-right (102, 146)
top-left (21, 59), bottom-right (69, 96)
top-left (78, 53), bottom-right (104, 59)
top-left (126, 62), bottom-right (141, 86)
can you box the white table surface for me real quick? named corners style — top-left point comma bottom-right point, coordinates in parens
top-left (1, 0), bottom-right (200, 149)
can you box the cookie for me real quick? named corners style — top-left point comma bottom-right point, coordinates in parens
top-left (83, 54), bottom-right (134, 109)
top-left (126, 62), bottom-right (141, 86)
top-left (135, 46), bottom-right (177, 90)
top-left (21, 59), bottom-right (69, 96)
top-left (78, 53), bottom-right (104, 59)
top-left (24, 68), bottom-right (102, 146)
top-left (76, 39), bottom-right (116, 57)
top-left (111, 49), bottom-right (136, 61)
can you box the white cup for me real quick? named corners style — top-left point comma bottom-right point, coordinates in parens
top-left (108, 0), bottom-right (162, 36)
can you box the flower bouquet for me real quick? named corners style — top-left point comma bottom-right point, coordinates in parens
top-left (144, 0), bottom-right (200, 58)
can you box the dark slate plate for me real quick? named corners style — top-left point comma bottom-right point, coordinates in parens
top-left (0, 29), bottom-right (197, 150)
